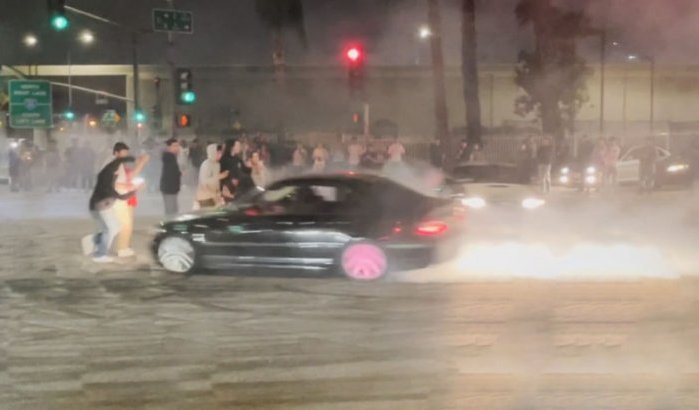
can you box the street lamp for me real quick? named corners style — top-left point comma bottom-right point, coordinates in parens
top-left (23, 34), bottom-right (38, 48)
top-left (414, 25), bottom-right (432, 65)
top-left (78, 30), bottom-right (94, 45)
top-left (627, 53), bottom-right (656, 135)
top-left (418, 25), bottom-right (432, 40)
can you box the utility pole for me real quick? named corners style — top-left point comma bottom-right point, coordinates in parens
top-left (427, 0), bottom-right (450, 167)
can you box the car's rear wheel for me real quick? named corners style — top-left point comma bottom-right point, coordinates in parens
top-left (157, 236), bottom-right (196, 274)
top-left (339, 242), bottom-right (389, 281)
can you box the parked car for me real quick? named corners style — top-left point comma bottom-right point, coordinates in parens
top-left (616, 145), bottom-right (692, 188)
top-left (446, 162), bottom-right (546, 210)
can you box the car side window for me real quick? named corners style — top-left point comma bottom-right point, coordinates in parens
top-left (252, 182), bottom-right (366, 216)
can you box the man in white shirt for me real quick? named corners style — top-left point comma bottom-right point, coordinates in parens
top-left (347, 137), bottom-right (365, 168)
top-left (112, 142), bottom-right (149, 258)
top-left (387, 136), bottom-right (406, 162)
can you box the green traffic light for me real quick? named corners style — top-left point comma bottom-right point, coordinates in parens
top-left (180, 91), bottom-right (196, 104)
top-left (50, 15), bottom-right (69, 31)
top-left (64, 110), bottom-right (75, 121)
top-left (134, 110), bottom-right (147, 123)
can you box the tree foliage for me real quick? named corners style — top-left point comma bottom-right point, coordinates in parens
top-left (514, 0), bottom-right (595, 139)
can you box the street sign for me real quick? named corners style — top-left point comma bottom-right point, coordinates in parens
top-left (152, 9), bottom-right (193, 34)
top-left (8, 80), bottom-right (53, 129)
top-left (101, 109), bottom-right (121, 128)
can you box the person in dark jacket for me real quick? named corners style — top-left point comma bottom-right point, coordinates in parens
top-left (160, 138), bottom-right (182, 217)
top-left (86, 156), bottom-right (141, 263)
top-left (220, 139), bottom-right (253, 202)
top-left (537, 136), bottom-right (554, 194)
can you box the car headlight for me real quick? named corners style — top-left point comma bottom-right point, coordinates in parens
top-left (586, 166), bottom-right (596, 175)
top-left (667, 164), bottom-right (689, 173)
top-left (462, 197), bottom-right (487, 209)
top-left (522, 197), bottom-right (545, 210)
top-left (585, 175), bottom-right (597, 185)
top-left (559, 175), bottom-right (570, 184)
top-left (560, 167), bottom-right (570, 175)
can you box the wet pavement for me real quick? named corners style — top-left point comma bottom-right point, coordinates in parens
top-left (1, 188), bottom-right (699, 409)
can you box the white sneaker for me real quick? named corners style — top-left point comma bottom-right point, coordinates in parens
top-left (92, 256), bottom-right (114, 263)
top-left (118, 248), bottom-right (136, 258)
top-left (81, 235), bottom-right (95, 256)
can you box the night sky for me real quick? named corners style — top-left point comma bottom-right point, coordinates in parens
top-left (0, 0), bottom-right (697, 67)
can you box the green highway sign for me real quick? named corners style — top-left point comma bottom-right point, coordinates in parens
top-left (9, 80), bottom-right (53, 129)
top-left (153, 9), bottom-right (193, 34)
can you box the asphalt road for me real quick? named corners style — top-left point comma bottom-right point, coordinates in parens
top-left (1, 188), bottom-right (699, 409)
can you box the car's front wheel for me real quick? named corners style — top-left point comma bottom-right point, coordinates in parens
top-left (339, 242), bottom-right (389, 281)
top-left (157, 236), bottom-right (196, 274)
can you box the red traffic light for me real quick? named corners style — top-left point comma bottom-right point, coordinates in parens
top-left (176, 113), bottom-right (191, 128)
top-left (344, 44), bottom-right (364, 64)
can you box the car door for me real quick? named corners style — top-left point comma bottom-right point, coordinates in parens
top-left (283, 181), bottom-right (375, 268)
top-left (201, 184), bottom-right (302, 268)
top-left (617, 147), bottom-right (641, 183)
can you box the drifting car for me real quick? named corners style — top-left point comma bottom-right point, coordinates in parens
top-left (152, 173), bottom-right (464, 280)
top-left (446, 162), bottom-right (546, 210)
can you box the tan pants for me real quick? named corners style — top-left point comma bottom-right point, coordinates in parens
top-left (113, 200), bottom-right (134, 252)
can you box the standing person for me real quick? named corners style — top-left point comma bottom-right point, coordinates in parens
top-left (220, 139), bottom-right (254, 202)
top-left (160, 138), bottom-right (182, 217)
top-left (537, 136), bottom-right (554, 194)
top-left (64, 139), bottom-right (80, 189)
top-left (386, 136), bottom-right (406, 163)
top-left (290, 142), bottom-right (308, 174)
top-left (80, 141), bottom-right (96, 191)
top-left (85, 156), bottom-right (142, 263)
top-left (361, 142), bottom-right (386, 170)
top-left (8, 143), bottom-right (20, 192)
top-left (195, 144), bottom-right (228, 210)
top-left (578, 134), bottom-right (594, 163)
top-left (250, 150), bottom-right (270, 187)
top-left (113, 142), bottom-right (149, 258)
top-left (44, 142), bottom-right (62, 193)
top-left (469, 142), bottom-right (486, 162)
top-left (638, 137), bottom-right (658, 194)
top-left (518, 137), bottom-right (535, 184)
top-left (457, 139), bottom-right (471, 163)
top-left (604, 137), bottom-right (621, 190)
top-left (591, 138), bottom-right (608, 170)
top-left (312, 143), bottom-right (329, 173)
top-left (347, 136), bottom-right (365, 169)
top-left (429, 140), bottom-right (443, 169)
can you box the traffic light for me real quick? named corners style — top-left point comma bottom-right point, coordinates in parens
top-left (133, 109), bottom-right (147, 124)
top-left (176, 68), bottom-right (196, 105)
top-left (351, 112), bottom-right (362, 124)
top-left (63, 108), bottom-right (75, 121)
top-left (343, 43), bottom-right (365, 93)
top-left (176, 113), bottom-right (191, 128)
top-left (48, 0), bottom-right (69, 31)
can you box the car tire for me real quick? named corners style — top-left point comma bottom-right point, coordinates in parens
top-left (157, 236), bottom-right (197, 274)
top-left (338, 241), bottom-right (389, 281)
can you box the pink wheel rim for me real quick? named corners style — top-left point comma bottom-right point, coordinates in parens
top-left (342, 244), bottom-right (387, 280)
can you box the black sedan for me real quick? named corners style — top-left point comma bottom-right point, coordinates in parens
top-left (152, 173), bottom-right (465, 280)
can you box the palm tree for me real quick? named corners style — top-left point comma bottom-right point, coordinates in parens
top-left (461, 0), bottom-right (482, 145)
top-left (427, 0), bottom-right (451, 165)
top-left (254, 0), bottom-right (307, 87)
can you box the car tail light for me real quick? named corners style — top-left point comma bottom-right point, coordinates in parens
top-left (414, 220), bottom-right (449, 237)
